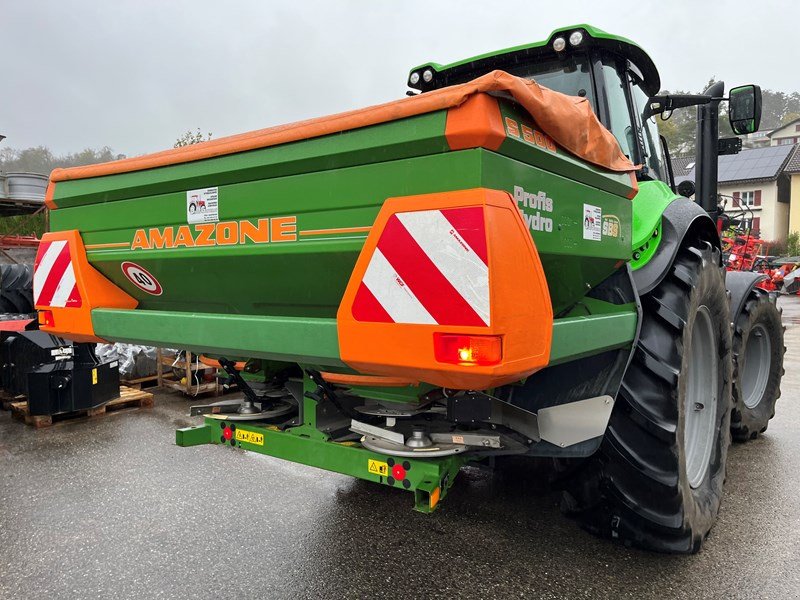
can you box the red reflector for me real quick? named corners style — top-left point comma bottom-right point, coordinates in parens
top-left (38, 310), bottom-right (55, 327)
top-left (222, 427), bottom-right (233, 441)
top-left (433, 334), bottom-right (502, 366)
top-left (392, 464), bottom-right (407, 481)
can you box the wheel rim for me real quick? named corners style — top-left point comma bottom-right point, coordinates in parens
top-left (683, 305), bottom-right (719, 489)
top-left (741, 323), bottom-right (771, 409)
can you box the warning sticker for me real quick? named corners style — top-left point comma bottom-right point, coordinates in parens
top-left (187, 187), bottom-right (219, 224)
top-left (121, 261), bottom-right (163, 296)
top-left (235, 429), bottom-right (264, 446)
top-left (368, 459), bottom-right (389, 477)
top-left (583, 204), bottom-right (602, 241)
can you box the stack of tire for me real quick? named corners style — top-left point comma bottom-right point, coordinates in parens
top-left (0, 264), bottom-right (35, 317)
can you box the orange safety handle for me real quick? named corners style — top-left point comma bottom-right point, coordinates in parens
top-left (320, 372), bottom-right (419, 387)
top-left (198, 355), bottom-right (247, 371)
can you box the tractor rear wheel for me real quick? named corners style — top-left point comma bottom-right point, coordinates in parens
top-left (562, 242), bottom-right (732, 553)
top-left (730, 289), bottom-right (784, 442)
top-left (0, 264), bottom-right (34, 314)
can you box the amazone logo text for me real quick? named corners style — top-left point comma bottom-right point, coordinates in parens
top-left (131, 217), bottom-right (297, 250)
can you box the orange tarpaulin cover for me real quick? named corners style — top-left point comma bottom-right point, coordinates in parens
top-left (50, 70), bottom-right (635, 184)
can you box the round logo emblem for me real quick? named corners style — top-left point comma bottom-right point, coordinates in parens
top-left (121, 261), bottom-right (163, 296)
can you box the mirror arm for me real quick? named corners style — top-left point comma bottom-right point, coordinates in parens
top-left (644, 93), bottom-right (713, 120)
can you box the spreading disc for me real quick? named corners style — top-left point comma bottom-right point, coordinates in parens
top-left (355, 405), bottom-right (423, 418)
top-left (203, 400), bottom-right (295, 421)
top-left (360, 435), bottom-right (467, 458)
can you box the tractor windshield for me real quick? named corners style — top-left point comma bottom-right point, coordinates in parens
top-left (508, 53), bottom-right (595, 105)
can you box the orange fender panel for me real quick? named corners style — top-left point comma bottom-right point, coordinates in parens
top-left (34, 230), bottom-right (138, 342)
top-left (337, 188), bottom-right (553, 390)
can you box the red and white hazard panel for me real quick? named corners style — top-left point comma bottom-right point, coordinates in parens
top-left (351, 206), bottom-right (489, 326)
top-left (33, 240), bottom-right (82, 308)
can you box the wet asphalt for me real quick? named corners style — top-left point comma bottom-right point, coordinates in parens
top-left (2, 298), bottom-right (800, 599)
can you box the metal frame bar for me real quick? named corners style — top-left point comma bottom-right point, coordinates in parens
top-left (176, 416), bottom-right (468, 513)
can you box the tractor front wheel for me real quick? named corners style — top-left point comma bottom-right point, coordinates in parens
top-left (730, 289), bottom-right (784, 442)
top-left (562, 242), bottom-right (732, 553)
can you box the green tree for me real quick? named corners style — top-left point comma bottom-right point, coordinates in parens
top-left (780, 111), bottom-right (800, 126)
top-left (658, 79), bottom-right (800, 154)
top-left (0, 145), bottom-right (123, 174)
top-left (0, 145), bottom-right (124, 238)
top-left (788, 231), bottom-right (800, 257)
top-left (174, 129), bottom-right (212, 147)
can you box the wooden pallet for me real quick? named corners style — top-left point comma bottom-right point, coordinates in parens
top-left (157, 348), bottom-right (220, 397)
top-left (9, 386), bottom-right (154, 428)
top-left (120, 373), bottom-right (162, 390)
top-left (0, 389), bottom-right (25, 410)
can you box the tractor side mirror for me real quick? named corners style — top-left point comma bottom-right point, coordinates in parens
top-left (677, 180), bottom-right (695, 198)
top-left (728, 85), bottom-right (762, 135)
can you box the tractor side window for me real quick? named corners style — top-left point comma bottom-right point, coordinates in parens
top-left (631, 83), bottom-right (667, 182)
top-left (598, 62), bottom-right (635, 160)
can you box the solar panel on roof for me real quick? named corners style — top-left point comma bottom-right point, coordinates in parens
top-left (681, 144), bottom-right (794, 183)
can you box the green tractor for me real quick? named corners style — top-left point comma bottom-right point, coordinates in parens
top-left (35, 24), bottom-right (784, 553)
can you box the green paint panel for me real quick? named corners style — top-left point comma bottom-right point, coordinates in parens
top-left (480, 149), bottom-right (632, 314)
top-left (92, 308), bottom-right (344, 366)
top-left (51, 93), bottom-right (639, 384)
top-left (60, 151), bottom-right (483, 317)
top-left (549, 301), bottom-right (638, 364)
top-left (51, 112), bottom-right (449, 208)
top-left (630, 180), bottom-right (677, 270)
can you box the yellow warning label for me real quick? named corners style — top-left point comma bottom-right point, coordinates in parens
top-left (368, 459), bottom-right (388, 477)
top-left (235, 429), bottom-right (264, 445)
top-left (91, 368), bottom-right (98, 385)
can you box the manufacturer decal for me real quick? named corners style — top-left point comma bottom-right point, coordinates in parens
top-left (187, 187), bottom-right (219, 224)
top-left (121, 261), bottom-right (163, 295)
top-left (368, 459), bottom-right (389, 476)
top-left (514, 185), bottom-right (554, 233)
top-left (50, 346), bottom-right (74, 360)
top-left (130, 217), bottom-right (297, 250)
top-left (504, 117), bottom-right (521, 138)
top-left (583, 204), bottom-right (602, 241)
top-left (520, 123), bottom-right (557, 153)
top-left (602, 215), bottom-right (621, 238)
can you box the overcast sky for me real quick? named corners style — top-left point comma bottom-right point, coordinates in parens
top-left (3, 0), bottom-right (798, 156)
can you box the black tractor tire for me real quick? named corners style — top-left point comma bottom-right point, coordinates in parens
top-left (730, 289), bottom-right (784, 442)
top-left (561, 242), bottom-right (732, 554)
top-left (0, 264), bottom-right (34, 314)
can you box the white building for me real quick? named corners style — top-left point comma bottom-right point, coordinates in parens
top-left (767, 117), bottom-right (800, 147)
top-left (674, 145), bottom-right (796, 241)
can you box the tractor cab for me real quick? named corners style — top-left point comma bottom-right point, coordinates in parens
top-left (408, 24), bottom-right (762, 211)
top-left (408, 25), bottom-right (668, 183)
